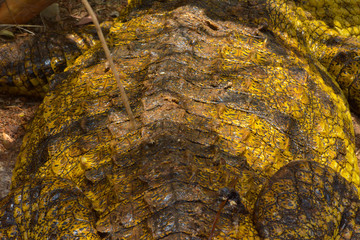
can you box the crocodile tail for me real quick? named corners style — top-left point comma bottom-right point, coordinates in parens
top-left (0, 33), bottom-right (82, 97)
top-left (267, 0), bottom-right (360, 114)
top-left (0, 29), bottom-right (100, 97)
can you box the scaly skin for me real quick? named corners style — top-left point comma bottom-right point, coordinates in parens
top-left (0, 26), bottom-right (102, 97)
top-left (1, 0), bottom-right (360, 239)
top-left (267, 0), bottom-right (360, 114)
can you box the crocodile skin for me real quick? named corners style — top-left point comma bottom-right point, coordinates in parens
top-left (0, 25), bottom-right (103, 97)
top-left (1, 0), bottom-right (360, 239)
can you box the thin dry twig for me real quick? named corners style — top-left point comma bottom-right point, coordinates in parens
top-left (208, 177), bottom-right (239, 240)
top-left (81, 0), bottom-right (135, 129)
top-left (0, 24), bottom-right (43, 35)
top-left (0, 24), bottom-right (43, 28)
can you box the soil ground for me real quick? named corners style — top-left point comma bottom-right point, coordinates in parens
top-left (1, 0), bottom-right (360, 199)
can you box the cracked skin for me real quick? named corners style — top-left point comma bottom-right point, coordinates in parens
top-left (2, 0), bottom-right (360, 239)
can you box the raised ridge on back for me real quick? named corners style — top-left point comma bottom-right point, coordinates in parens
top-left (1, 0), bottom-right (360, 239)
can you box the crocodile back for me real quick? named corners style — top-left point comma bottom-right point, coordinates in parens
top-left (1, 0), bottom-right (360, 239)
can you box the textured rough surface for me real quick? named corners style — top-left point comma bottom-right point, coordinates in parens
top-left (0, 28), bottom-right (98, 97)
top-left (1, 0), bottom-right (360, 239)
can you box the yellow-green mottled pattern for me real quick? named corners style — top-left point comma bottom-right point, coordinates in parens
top-left (1, 0), bottom-right (360, 239)
top-left (267, 0), bottom-right (360, 114)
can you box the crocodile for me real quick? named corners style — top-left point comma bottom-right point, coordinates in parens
top-left (1, 0), bottom-right (360, 239)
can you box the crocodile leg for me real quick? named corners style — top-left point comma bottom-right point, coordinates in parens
top-left (255, 161), bottom-right (360, 239)
top-left (0, 178), bottom-right (100, 239)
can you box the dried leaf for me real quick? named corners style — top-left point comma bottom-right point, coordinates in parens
top-left (76, 16), bottom-right (93, 25)
top-left (1, 132), bottom-right (14, 149)
top-left (0, 29), bottom-right (14, 38)
top-left (40, 3), bottom-right (60, 21)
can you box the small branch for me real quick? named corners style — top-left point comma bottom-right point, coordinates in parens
top-left (81, 0), bottom-right (135, 129)
top-left (0, 24), bottom-right (43, 28)
top-left (208, 177), bottom-right (239, 239)
top-left (208, 199), bottom-right (227, 240)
